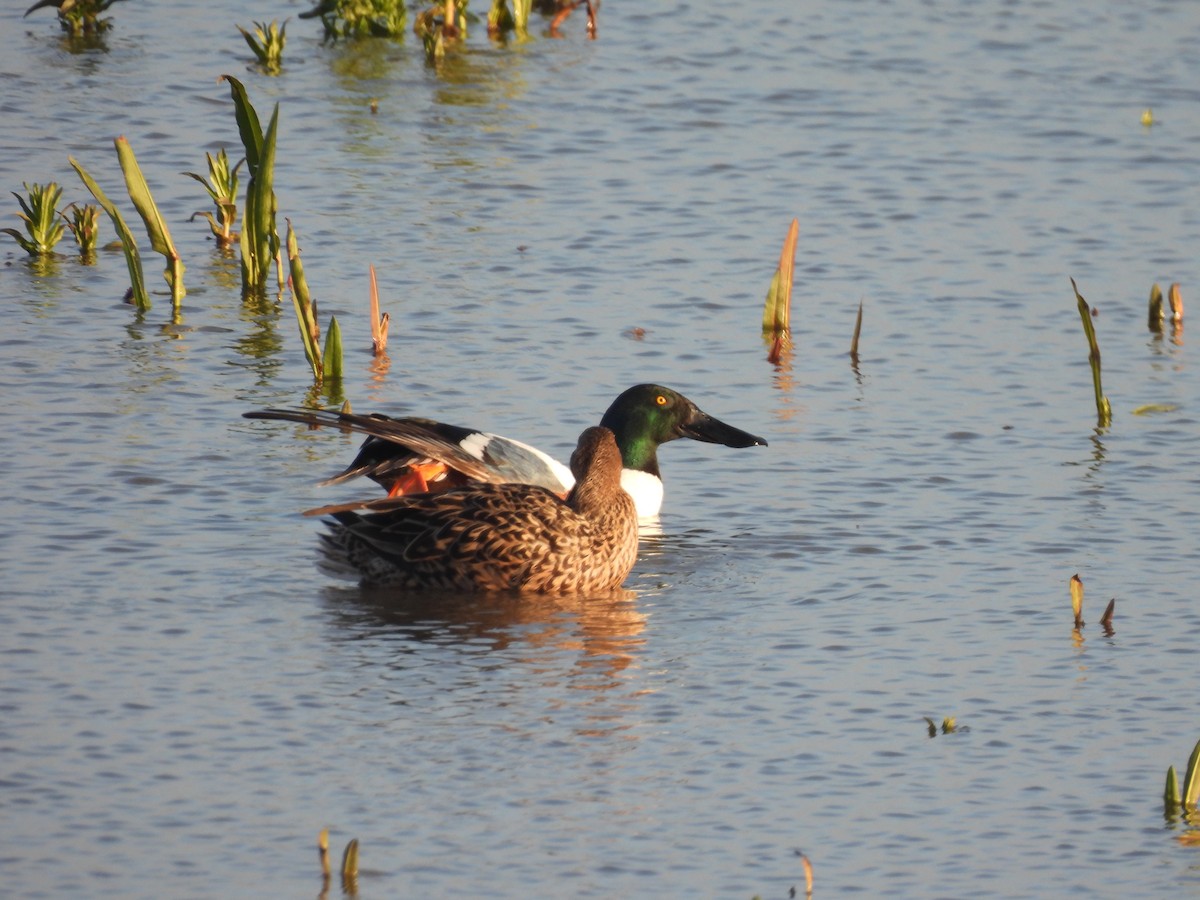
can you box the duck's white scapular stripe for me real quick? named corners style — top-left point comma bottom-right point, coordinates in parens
top-left (620, 468), bottom-right (664, 519)
top-left (463, 431), bottom-right (662, 517)
top-left (461, 432), bottom-right (575, 491)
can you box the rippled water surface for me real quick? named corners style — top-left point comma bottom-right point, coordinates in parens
top-left (4, 1), bottom-right (1200, 896)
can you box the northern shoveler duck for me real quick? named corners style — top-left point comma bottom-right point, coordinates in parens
top-left (318, 426), bottom-right (639, 592)
top-left (244, 384), bottom-right (766, 518)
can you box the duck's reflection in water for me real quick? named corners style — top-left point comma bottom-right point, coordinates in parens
top-left (320, 585), bottom-right (649, 739)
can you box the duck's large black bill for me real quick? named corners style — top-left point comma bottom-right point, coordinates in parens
top-left (680, 410), bottom-right (767, 448)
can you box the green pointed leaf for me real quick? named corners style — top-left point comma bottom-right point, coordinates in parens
top-left (1183, 738), bottom-right (1200, 809)
top-left (1166, 764), bottom-right (1180, 813)
top-left (116, 137), bottom-right (172, 257)
top-left (287, 221), bottom-right (321, 381)
top-left (1, 227), bottom-right (36, 253)
top-left (341, 838), bottom-right (358, 878)
top-left (116, 136), bottom-right (185, 307)
top-left (324, 315), bottom-right (344, 381)
top-left (220, 75), bottom-right (263, 175)
top-left (1071, 278), bottom-right (1111, 428)
top-left (69, 155), bottom-right (150, 310)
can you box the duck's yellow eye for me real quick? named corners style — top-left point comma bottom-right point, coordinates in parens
top-left (656, 394), bottom-right (668, 406)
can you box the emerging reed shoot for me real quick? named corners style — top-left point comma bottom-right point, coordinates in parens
top-left (1165, 737), bottom-right (1200, 817)
top-left (285, 221), bottom-right (345, 387)
top-left (850, 299), bottom-right (864, 363)
top-left (1070, 278), bottom-right (1111, 428)
top-left (300, 0), bottom-right (408, 39)
top-left (1167, 282), bottom-right (1183, 324)
top-left (221, 75), bottom-right (281, 299)
top-left (369, 264), bottom-right (389, 356)
top-left (62, 202), bottom-right (101, 260)
top-left (1069, 573), bottom-right (1084, 628)
top-left (70, 156), bottom-right (151, 309)
top-left (239, 19), bottom-right (288, 75)
top-left (1148, 283), bottom-right (1164, 332)
top-left (184, 148), bottom-right (242, 250)
top-left (763, 218), bottom-right (798, 364)
top-left (488, 0), bottom-right (532, 35)
top-left (2, 182), bottom-right (65, 256)
top-left (116, 136), bottom-right (185, 312)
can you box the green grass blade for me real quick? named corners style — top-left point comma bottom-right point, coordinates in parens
top-left (341, 838), bottom-right (358, 878)
top-left (1071, 278), bottom-right (1111, 428)
top-left (115, 136), bottom-right (185, 308)
top-left (238, 99), bottom-right (280, 297)
top-left (1183, 737), bottom-right (1200, 809)
top-left (513, 0), bottom-right (532, 31)
top-left (850, 299), bottom-right (863, 361)
top-left (259, 106), bottom-right (280, 263)
top-left (69, 155), bottom-right (150, 309)
top-left (1166, 765), bottom-right (1180, 813)
top-left (324, 315), bottom-right (344, 381)
top-left (286, 220), bottom-right (322, 381)
top-left (1148, 283), bottom-right (1164, 332)
top-left (220, 75), bottom-right (263, 175)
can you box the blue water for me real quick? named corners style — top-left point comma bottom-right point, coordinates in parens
top-left (3, 1), bottom-right (1200, 896)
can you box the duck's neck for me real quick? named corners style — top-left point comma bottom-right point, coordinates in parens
top-left (616, 434), bottom-right (661, 478)
top-left (619, 468), bottom-right (664, 519)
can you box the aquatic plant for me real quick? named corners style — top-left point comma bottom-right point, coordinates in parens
top-left (61, 202), bottom-right (101, 260)
top-left (1070, 278), bottom-right (1111, 428)
top-left (1148, 283), bottom-right (1164, 332)
top-left (342, 837), bottom-right (359, 884)
top-left (184, 148), bottom-right (242, 250)
top-left (849, 299), bottom-right (864, 363)
top-left (317, 828), bottom-right (359, 897)
top-left (24, 0), bottom-right (123, 36)
top-left (2, 182), bottom-right (65, 256)
top-left (415, 9), bottom-right (446, 62)
top-left (1069, 573), bottom-right (1084, 628)
top-left (300, 0), bottom-right (407, 39)
top-left (115, 136), bottom-right (186, 312)
top-left (70, 156), bottom-right (150, 309)
top-left (221, 75), bottom-right (281, 299)
top-left (1164, 737), bottom-right (1200, 818)
top-left (763, 218), bottom-right (798, 364)
top-left (488, 0), bottom-right (531, 35)
top-left (287, 220), bottom-right (322, 381)
top-left (1167, 282), bottom-right (1183, 324)
top-left (238, 19), bottom-right (288, 75)
top-left (369, 264), bottom-right (390, 356)
top-left (286, 220), bottom-right (344, 385)
top-left (414, 1), bottom-right (468, 63)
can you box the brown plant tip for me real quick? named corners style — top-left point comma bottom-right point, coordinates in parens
top-left (1169, 283), bottom-right (1184, 322)
top-left (1100, 597), bottom-right (1115, 634)
top-left (318, 827), bottom-right (330, 877)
